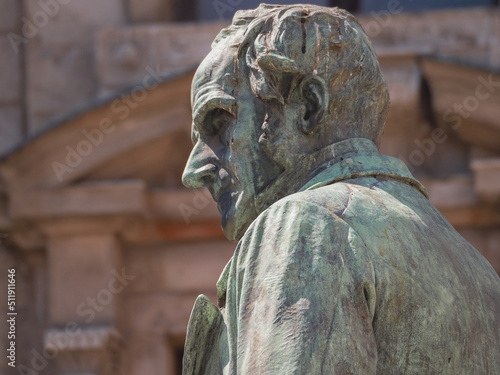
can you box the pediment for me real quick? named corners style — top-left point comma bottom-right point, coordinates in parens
top-left (0, 69), bottom-right (195, 191)
top-left (421, 58), bottom-right (500, 153)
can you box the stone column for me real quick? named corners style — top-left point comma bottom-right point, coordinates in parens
top-left (43, 228), bottom-right (128, 375)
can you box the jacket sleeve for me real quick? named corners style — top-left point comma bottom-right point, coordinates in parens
top-left (227, 199), bottom-right (377, 375)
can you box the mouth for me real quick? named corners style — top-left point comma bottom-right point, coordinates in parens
top-left (216, 191), bottom-right (234, 215)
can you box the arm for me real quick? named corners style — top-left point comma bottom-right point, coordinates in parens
top-left (228, 199), bottom-right (377, 374)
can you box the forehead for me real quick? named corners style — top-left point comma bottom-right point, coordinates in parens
top-left (190, 44), bottom-right (246, 141)
top-left (192, 45), bottom-right (238, 105)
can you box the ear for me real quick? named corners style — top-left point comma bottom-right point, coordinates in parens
top-left (297, 75), bottom-right (329, 134)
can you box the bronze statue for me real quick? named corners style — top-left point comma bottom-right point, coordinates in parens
top-left (181, 4), bottom-right (500, 374)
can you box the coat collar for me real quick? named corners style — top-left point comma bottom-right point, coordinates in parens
top-left (298, 138), bottom-right (428, 197)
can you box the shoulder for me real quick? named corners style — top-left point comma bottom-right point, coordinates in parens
top-left (240, 184), bottom-right (359, 250)
top-left (256, 188), bottom-right (348, 230)
top-left (234, 183), bottom-right (375, 289)
top-left (259, 181), bottom-right (367, 222)
top-left (240, 180), bottom-right (399, 261)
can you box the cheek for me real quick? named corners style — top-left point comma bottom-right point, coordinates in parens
top-left (257, 112), bottom-right (286, 163)
top-left (229, 115), bottom-right (258, 152)
top-left (227, 125), bottom-right (260, 181)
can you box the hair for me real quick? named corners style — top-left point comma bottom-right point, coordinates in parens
top-left (211, 3), bottom-right (390, 147)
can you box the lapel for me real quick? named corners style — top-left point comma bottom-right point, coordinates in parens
top-left (216, 258), bottom-right (232, 308)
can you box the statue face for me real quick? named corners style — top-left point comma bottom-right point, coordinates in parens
top-left (182, 45), bottom-right (281, 242)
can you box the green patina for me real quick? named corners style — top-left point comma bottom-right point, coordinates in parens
top-left (181, 4), bottom-right (500, 374)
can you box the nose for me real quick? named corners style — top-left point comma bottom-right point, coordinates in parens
top-left (182, 141), bottom-right (218, 189)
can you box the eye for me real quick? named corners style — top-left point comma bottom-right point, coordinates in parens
top-left (204, 108), bottom-right (234, 138)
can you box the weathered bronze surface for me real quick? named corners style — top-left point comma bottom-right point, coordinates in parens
top-left (181, 4), bottom-right (500, 374)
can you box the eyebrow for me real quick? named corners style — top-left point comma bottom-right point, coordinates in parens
top-left (192, 91), bottom-right (237, 130)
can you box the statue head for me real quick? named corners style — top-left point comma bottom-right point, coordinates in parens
top-left (182, 4), bottom-right (389, 241)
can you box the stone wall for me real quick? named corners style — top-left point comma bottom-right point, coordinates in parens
top-left (23, 0), bottom-right (127, 134)
top-left (0, 0), bottom-right (176, 156)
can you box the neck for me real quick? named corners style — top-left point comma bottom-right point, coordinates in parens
top-left (254, 138), bottom-right (378, 214)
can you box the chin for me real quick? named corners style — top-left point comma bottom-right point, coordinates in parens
top-left (221, 216), bottom-right (241, 242)
top-left (221, 213), bottom-right (249, 243)
top-left (222, 226), bottom-right (238, 242)
top-left (221, 194), bottom-right (259, 242)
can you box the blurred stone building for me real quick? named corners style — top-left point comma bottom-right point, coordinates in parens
top-left (0, 1), bottom-right (499, 374)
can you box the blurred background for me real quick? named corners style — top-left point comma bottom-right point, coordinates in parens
top-left (0, 0), bottom-right (499, 374)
